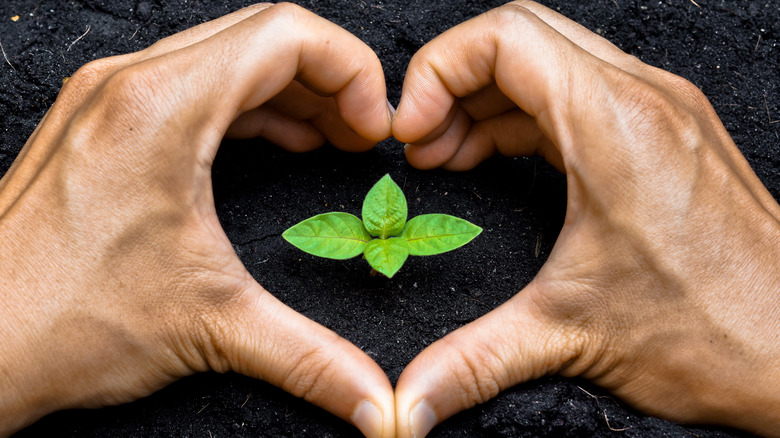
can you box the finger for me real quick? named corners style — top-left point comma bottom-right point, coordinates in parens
top-left (48, 3), bottom-right (277, 122)
top-left (225, 106), bottom-right (325, 152)
top-left (459, 83), bottom-right (517, 121)
top-left (74, 3), bottom-right (390, 163)
top-left (310, 109), bottom-right (378, 152)
top-left (227, 102), bottom-right (375, 153)
top-left (192, 3), bottom-right (391, 146)
top-left (60, 3), bottom-right (277, 112)
top-left (0, 4), bottom-right (279, 209)
top-left (511, 1), bottom-right (688, 93)
top-left (393, 2), bottom-right (620, 157)
top-left (395, 282), bottom-right (583, 438)
top-left (140, 3), bottom-right (275, 59)
top-left (262, 80), bottom-right (327, 120)
top-left (213, 281), bottom-right (395, 438)
top-left (441, 109), bottom-right (563, 172)
top-left (404, 107), bottom-right (471, 170)
top-left (510, 1), bottom-right (650, 78)
top-left (263, 81), bottom-right (377, 152)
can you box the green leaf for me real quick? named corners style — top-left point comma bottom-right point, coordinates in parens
top-left (283, 212), bottom-right (371, 260)
top-left (362, 174), bottom-right (407, 238)
top-left (400, 214), bottom-right (482, 256)
top-left (364, 237), bottom-right (410, 278)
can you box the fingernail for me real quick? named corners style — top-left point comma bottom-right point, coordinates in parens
top-left (410, 400), bottom-right (437, 438)
top-left (387, 99), bottom-right (397, 122)
top-left (404, 143), bottom-right (411, 151)
top-left (351, 400), bottom-right (383, 438)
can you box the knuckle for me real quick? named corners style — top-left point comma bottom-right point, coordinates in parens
top-left (266, 2), bottom-right (306, 22)
top-left (60, 61), bottom-right (169, 159)
top-left (248, 2), bottom-right (309, 48)
top-left (507, 0), bottom-right (544, 14)
top-left (488, 2), bottom-right (541, 30)
top-left (249, 2), bottom-right (275, 10)
top-left (612, 67), bottom-right (711, 132)
top-left (622, 80), bottom-right (678, 121)
top-left (660, 71), bottom-right (711, 111)
top-left (220, 2), bottom-right (274, 15)
top-left (484, 3), bottom-right (553, 55)
top-left (73, 62), bottom-right (176, 143)
top-left (611, 72), bottom-right (700, 142)
top-left (67, 56), bottom-right (127, 90)
top-left (102, 63), bottom-right (166, 105)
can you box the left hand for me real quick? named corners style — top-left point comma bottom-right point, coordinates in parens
top-left (392, 2), bottom-right (780, 437)
top-left (0, 4), bottom-right (395, 437)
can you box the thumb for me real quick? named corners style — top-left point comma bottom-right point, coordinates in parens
top-left (204, 280), bottom-right (395, 438)
top-left (394, 282), bottom-right (583, 437)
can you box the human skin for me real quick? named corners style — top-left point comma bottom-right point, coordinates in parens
top-left (2, 2), bottom-right (779, 437)
top-left (392, 1), bottom-right (780, 437)
top-left (0, 4), bottom-right (395, 437)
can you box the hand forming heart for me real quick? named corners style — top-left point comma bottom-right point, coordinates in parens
top-left (0, 2), bottom-right (778, 438)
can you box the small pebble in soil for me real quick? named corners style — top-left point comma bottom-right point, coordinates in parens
top-left (136, 2), bottom-right (151, 20)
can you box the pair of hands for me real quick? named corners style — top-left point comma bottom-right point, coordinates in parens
top-left (1, 2), bottom-right (778, 437)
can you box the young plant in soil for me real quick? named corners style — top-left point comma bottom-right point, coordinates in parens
top-left (283, 174), bottom-right (482, 278)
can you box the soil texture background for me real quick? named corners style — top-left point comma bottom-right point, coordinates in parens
top-left (1, 0), bottom-right (778, 436)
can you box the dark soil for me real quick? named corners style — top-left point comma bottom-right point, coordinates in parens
top-left (1, 0), bottom-right (777, 436)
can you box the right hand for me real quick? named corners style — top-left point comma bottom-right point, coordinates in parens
top-left (0, 4), bottom-right (394, 437)
top-left (392, 2), bottom-right (780, 436)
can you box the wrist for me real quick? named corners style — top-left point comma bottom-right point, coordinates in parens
top-left (715, 224), bottom-right (780, 435)
top-left (0, 229), bottom-right (65, 435)
top-left (719, 368), bottom-right (780, 436)
top-left (0, 331), bottom-right (58, 435)
top-left (729, 225), bottom-right (780, 434)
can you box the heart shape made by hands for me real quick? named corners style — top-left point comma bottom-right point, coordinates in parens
top-left (5, 2), bottom-right (778, 438)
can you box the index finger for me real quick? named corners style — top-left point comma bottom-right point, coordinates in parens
top-left (82, 3), bottom-right (390, 160)
top-left (202, 3), bottom-right (391, 142)
top-left (392, 2), bottom-right (625, 151)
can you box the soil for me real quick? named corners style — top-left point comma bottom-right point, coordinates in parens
top-left (1, 0), bottom-right (777, 436)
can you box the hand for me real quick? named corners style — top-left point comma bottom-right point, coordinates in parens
top-left (0, 4), bottom-right (395, 437)
top-left (392, 1), bottom-right (780, 436)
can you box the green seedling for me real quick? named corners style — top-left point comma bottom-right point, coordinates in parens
top-left (283, 174), bottom-right (482, 278)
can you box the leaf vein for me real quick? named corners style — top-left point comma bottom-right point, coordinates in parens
top-left (404, 232), bottom-right (474, 242)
